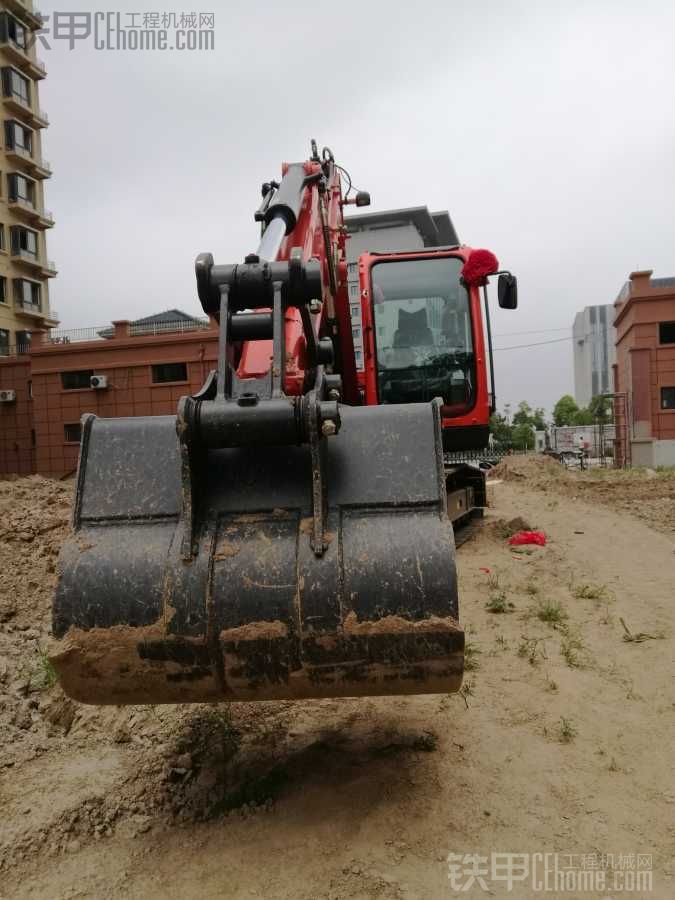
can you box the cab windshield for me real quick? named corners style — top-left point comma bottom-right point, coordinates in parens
top-left (371, 257), bottom-right (475, 412)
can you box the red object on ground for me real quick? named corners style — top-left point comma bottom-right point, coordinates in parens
top-left (508, 531), bottom-right (547, 546)
top-left (461, 249), bottom-right (499, 286)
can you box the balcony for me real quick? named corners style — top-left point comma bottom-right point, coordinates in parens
top-left (13, 298), bottom-right (58, 326)
top-left (10, 246), bottom-right (41, 270)
top-left (5, 144), bottom-right (52, 179)
top-left (42, 259), bottom-right (57, 277)
top-left (31, 107), bottom-right (48, 128)
top-left (0, 37), bottom-right (46, 79)
top-left (14, 298), bottom-right (42, 317)
top-left (3, 89), bottom-right (32, 117)
top-left (8, 196), bottom-right (54, 228)
top-left (2, 91), bottom-right (48, 129)
top-left (3, 0), bottom-right (43, 31)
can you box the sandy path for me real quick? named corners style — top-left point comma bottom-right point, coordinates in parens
top-left (1, 475), bottom-right (674, 899)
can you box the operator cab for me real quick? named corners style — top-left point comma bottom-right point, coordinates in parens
top-left (370, 255), bottom-right (475, 415)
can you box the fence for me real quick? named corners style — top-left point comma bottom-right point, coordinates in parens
top-left (44, 317), bottom-right (213, 345)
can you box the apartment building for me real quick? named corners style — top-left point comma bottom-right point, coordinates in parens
top-left (0, 0), bottom-right (56, 360)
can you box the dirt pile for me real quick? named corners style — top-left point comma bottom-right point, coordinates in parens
top-left (0, 477), bottom-right (71, 758)
top-left (491, 454), bottom-right (675, 534)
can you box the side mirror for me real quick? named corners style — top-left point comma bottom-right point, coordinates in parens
top-left (498, 273), bottom-right (518, 309)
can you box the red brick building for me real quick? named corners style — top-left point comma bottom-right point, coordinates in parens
top-left (0, 315), bottom-right (218, 477)
top-left (613, 270), bottom-right (675, 467)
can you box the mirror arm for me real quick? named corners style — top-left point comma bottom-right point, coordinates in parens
top-left (482, 284), bottom-right (496, 414)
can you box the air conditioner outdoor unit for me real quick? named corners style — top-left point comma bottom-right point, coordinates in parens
top-left (0, 389), bottom-right (17, 403)
top-left (90, 375), bottom-right (108, 390)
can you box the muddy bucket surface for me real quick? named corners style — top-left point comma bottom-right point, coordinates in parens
top-left (52, 403), bottom-right (464, 704)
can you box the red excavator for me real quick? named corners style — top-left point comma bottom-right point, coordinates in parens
top-left (51, 141), bottom-right (517, 705)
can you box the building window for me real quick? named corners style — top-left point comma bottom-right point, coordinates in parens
top-left (64, 423), bottom-right (82, 443)
top-left (350, 304), bottom-right (360, 322)
top-left (61, 370), bottom-right (93, 390)
top-left (16, 330), bottom-right (30, 353)
top-left (0, 226), bottom-right (5, 253)
top-left (4, 120), bottom-right (32, 154)
top-left (348, 283), bottom-right (359, 299)
top-left (28, 379), bottom-right (32, 399)
top-left (2, 67), bottom-right (30, 105)
top-left (659, 322), bottom-right (675, 345)
top-left (10, 225), bottom-right (38, 257)
top-left (354, 350), bottom-right (363, 367)
top-left (661, 387), bottom-right (675, 410)
top-left (352, 326), bottom-right (361, 340)
top-left (13, 278), bottom-right (40, 310)
top-left (8, 173), bottom-right (35, 205)
top-left (3, 14), bottom-right (27, 50)
top-left (151, 362), bottom-right (188, 383)
top-left (0, 328), bottom-right (9, 357)
top-left (347, 262), bottom-right (358, 278)
top-left (31, 428), bottom-right (36, 447)
top-left (0, 275), bottom-right (6, 301)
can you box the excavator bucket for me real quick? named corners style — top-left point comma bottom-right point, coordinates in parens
top-left (51, 401), bottom-right (463, 704)
top-left (51, 237), bottom-right (465, 705)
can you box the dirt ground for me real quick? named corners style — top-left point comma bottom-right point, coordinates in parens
top-left (0, 458), bottom-right (674, 899)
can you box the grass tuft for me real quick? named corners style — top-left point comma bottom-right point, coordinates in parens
top-left (485, 591), bottom-right (515, 614)
top-left (573, 582), bottom-right (608, 601)
top-left (536, 599), bottom-right (567, 625)
top-left (559, 717), bottom-right (576, 743)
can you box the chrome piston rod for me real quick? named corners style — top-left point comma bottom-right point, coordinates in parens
top-left (256, 216), bottom-right (287, 262)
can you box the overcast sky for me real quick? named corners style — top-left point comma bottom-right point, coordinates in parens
top-left (39, 0), bottom-right (675, 414)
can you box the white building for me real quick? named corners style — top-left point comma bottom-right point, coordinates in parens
top-left (572, 305), bottom-right (616, 407)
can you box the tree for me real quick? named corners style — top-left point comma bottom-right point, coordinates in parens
top-left (512, 422), bottom-right (535, 450)
top-left (531, 407), bottom-right (547, 430)
top-left (513, 400), bottom-right (547, 431)
top-left (553, 394), bottom-right (579, 426)
top-left (489, 411), bottom-right (513, 445)
top-left (573, 407), bottom-right (594, 426)
top-left (588, 394), bottom-right (613, 424)
top-left (512, 401), bottom-right (533, 427)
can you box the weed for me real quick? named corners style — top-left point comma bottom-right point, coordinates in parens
top-left (464, 642), bottom-right (481, 671)
top-left (495, 634), bottom-right (508, 649)
top-left (31, 647), bottom-right (57, 691)
top-left (486, 572), bottom-right (501, 591)
top-left (573, 582), bottom-right (608, 601)
top-left (608, 757), bottom-right (619, 772)
top-left (560, 631), bottom-right (585, 668)
top-left (620, 618), bottom-right (664, 643)
top-left (545, 675), bottom-right (558, 692)
top-left (517, 636), bottom-right (545, 665)
top-left (536, 599), bottom-right (567, 625)
top-left (559, 717), bottom-right (576, 743)
top-left (485, 591), bottom-right (515, 614)
top-left (458, 680), bottom-right (474, 709)
top-left (523, 580), bottom-right (540, 596)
